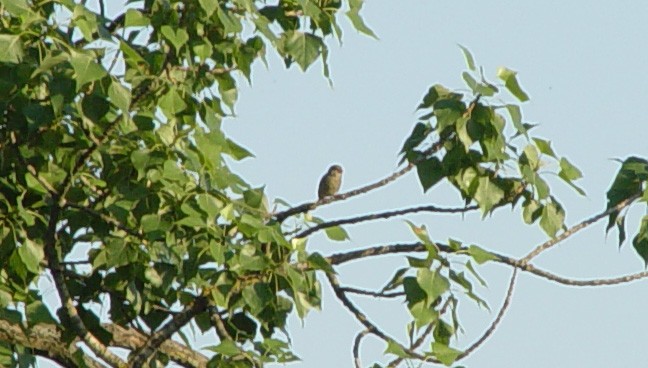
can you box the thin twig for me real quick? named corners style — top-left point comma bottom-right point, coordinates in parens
top-left (340, 286), bottom-right (404, 298)
top-left (456, 268), bottom-right (518, 361)
top-left (353, 330), bottom-right (370, 368)
top-left (293, 204), bottom-right (479, 239)
top-left (520, 195), bottom-right (640, 263)
top-left (325, 241), bottom-right (648, 287)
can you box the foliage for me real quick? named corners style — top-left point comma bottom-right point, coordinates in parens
top-left (0, 0), bottom-right (647, 367)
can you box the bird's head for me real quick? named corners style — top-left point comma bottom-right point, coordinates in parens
top-left (329, 165), bottom-right (343, 174)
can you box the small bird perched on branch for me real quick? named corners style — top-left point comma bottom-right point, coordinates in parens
top-left (318, 165), bottom-right (343, 200)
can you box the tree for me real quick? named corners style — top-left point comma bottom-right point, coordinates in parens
top-left (1, 1), bottom-right (647, 367)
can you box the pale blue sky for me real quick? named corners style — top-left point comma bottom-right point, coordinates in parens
top-left (40, 1), bottom-right (648, 367)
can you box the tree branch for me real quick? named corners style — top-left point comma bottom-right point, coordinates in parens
top-left (273, 139), bottom-right (448, 223)
top-left (353, 330), bottom-right (370, 368)
top-left (104, 324), bottom-right (209, 368)
top-left (457, 267), bottom-right (518, 361)
top-left (340, 286), bottom-right (404, 298)
top-left (44, 201), bottom-right (126, 367)
top-left (0, 320), bottom-right (104, 368)
top-left (520, 195), bottom-right (640, 263)
top-left (274, 164), bottom-right (415, 223)
top-left (326, 241), bottom-right (648, 287)
top-left (0, 318), bottom-right (210, 368)
top-left (293, 204), bottom-right (479, 239)
top-left (130, 296), bottom-right (209, 366)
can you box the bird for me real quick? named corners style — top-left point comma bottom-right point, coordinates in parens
top-left (318, 165), bottom-right (343, 200)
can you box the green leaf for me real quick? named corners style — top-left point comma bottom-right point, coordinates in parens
top-left (522, 144), bottom-right (540, 170)
top-left (0, 34), bottom-right (24, 63)
top-left (307, 252), bottom-right (335, 273)
top-left (217, 74), bottom-right (238, 111)
top-left (108, 80), bottom-right (131, 112)
top-left (144, 267), bottom-right (163, 287)
top-left (539, 201), bottom-right (565, 237)
top-left (533, 138), bottom-right (557, 158)
top-left (282, 31), bottom-right (322, 71)
top-left (324, 225), bottom-right (349, 241)
top-left (162, 160), bottom-right (185, 181)
top-left (416, 157), bottom-right (444, 192)
top-left (210, 339), bottom-right (240, 356)
top-left (559, 157), bottom-right (585, 195)
top-left (346, 0), bottom-right (378, 38)
top-left (468, 245), bottom-right (497, 264)
top-left (242, 282), bottom-right (272, 315)
top-left (633, 216), bottom-right (648, 267)
top-left (403, 276), bottom-right (426, 307)
top-left (606, 157), bottom-right (648, 240)
top-left (405, 221), bottom-right (438, 259)
top-left (69, 51), bottom-right (107, 89)
top-left (474, 177), bottom-right (505, 214)
top-left (465, 260), bottom-right (488, 287)
top-left (141, 214), bottom-right (170, 234)
top-left (497, 66), bottom-right (529, 102)
top-left (217, 6), bottom-right (242, 34)
top-left (159, 88), bottom-right (187, 117)
top-left (384, 339), bottom-right (412, 358)
top-left (18, 239), bottom-right (43, 273)
top-left (124, 8), bottom-right (150, 27)
top-left (417, 84), bottom-right (454, 110)
top-left (120, 40), bottom-right (147, 67)
top-left (198, 0), bottom-right (218, 17)
top-left (226, 139), bottom-right (254, 160)
top-left (416, 268), bottom-right (449, 302)
top-left (400, 122), bottom-right (430, 156)
top-left (2, 0), bottom-right (32, 16)
top-left (458, 44), bottom-right (476, 71)
top-left (25, 301), bottom-right (56, 326)
top-left (161, 25), bottom-right (189, 52)
top-left (432, 342), bottom-right (462, 366)
top-left (522, 199), bottom-right (542, 224)
top-left (197, 193), bottom-right (221, 218)
top-left (506, 104), bottom-right (526, 136)
top-left (381, 268), bottom-right (408, 292)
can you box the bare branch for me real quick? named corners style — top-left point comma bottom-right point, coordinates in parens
top-left (519, 263), bottom-right (648, 286)
top-left (293, 204), bottom-right (479, 239)
top-left (457, 268), bottom-right (518, 361)
top-left (130, 296), bottom-right (209, 366)
top-left (353, 330), bottom-right (370, 368)
top-left (341, 286), bottom-right (404, 298)
top-left (520, 195), bottom-right (640, 263)
top-left (326, 241), bottom-right (648, 288)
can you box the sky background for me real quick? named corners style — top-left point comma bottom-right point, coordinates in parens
top-left (40, 1), bottom-right (648, 367)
